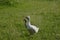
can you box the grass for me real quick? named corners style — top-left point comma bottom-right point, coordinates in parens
top-left (0, 0), bottom-right (60, 40)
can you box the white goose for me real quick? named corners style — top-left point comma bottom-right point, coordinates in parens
top-left (24, 16), bottom-right (39, 35)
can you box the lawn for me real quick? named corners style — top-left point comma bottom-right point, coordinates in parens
top-left (0, 0), bottom-right (60, 40)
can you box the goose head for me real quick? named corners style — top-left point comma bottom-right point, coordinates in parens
top-left (24, 16), bottom-right (30, 23)
top-left (25, 16), bottom-right (30, 21)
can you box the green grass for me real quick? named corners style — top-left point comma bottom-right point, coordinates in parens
top-left (0, 0), bottom-right (60, 40)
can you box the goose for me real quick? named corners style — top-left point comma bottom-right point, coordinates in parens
top-left (24, 16), bottom-right (39, 35)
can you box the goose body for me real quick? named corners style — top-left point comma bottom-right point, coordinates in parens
top-left (24, 16), bottom-right (39, 35)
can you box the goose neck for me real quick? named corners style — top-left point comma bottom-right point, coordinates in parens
top-left (26, 21), bottom-right (31, 25)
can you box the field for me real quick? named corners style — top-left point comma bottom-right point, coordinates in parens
top-left (0, 0), bottom-right (60, 40)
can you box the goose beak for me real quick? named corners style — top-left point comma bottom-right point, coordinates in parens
top-left (23, 18), bottom-right (26, 21)
top-left (24, 18), bottom-right (26, 23)
top-left (24, 18), bottom-right (27, 22)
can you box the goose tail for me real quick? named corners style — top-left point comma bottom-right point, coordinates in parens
top-left (36, 28), bottom-right (39, 33)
